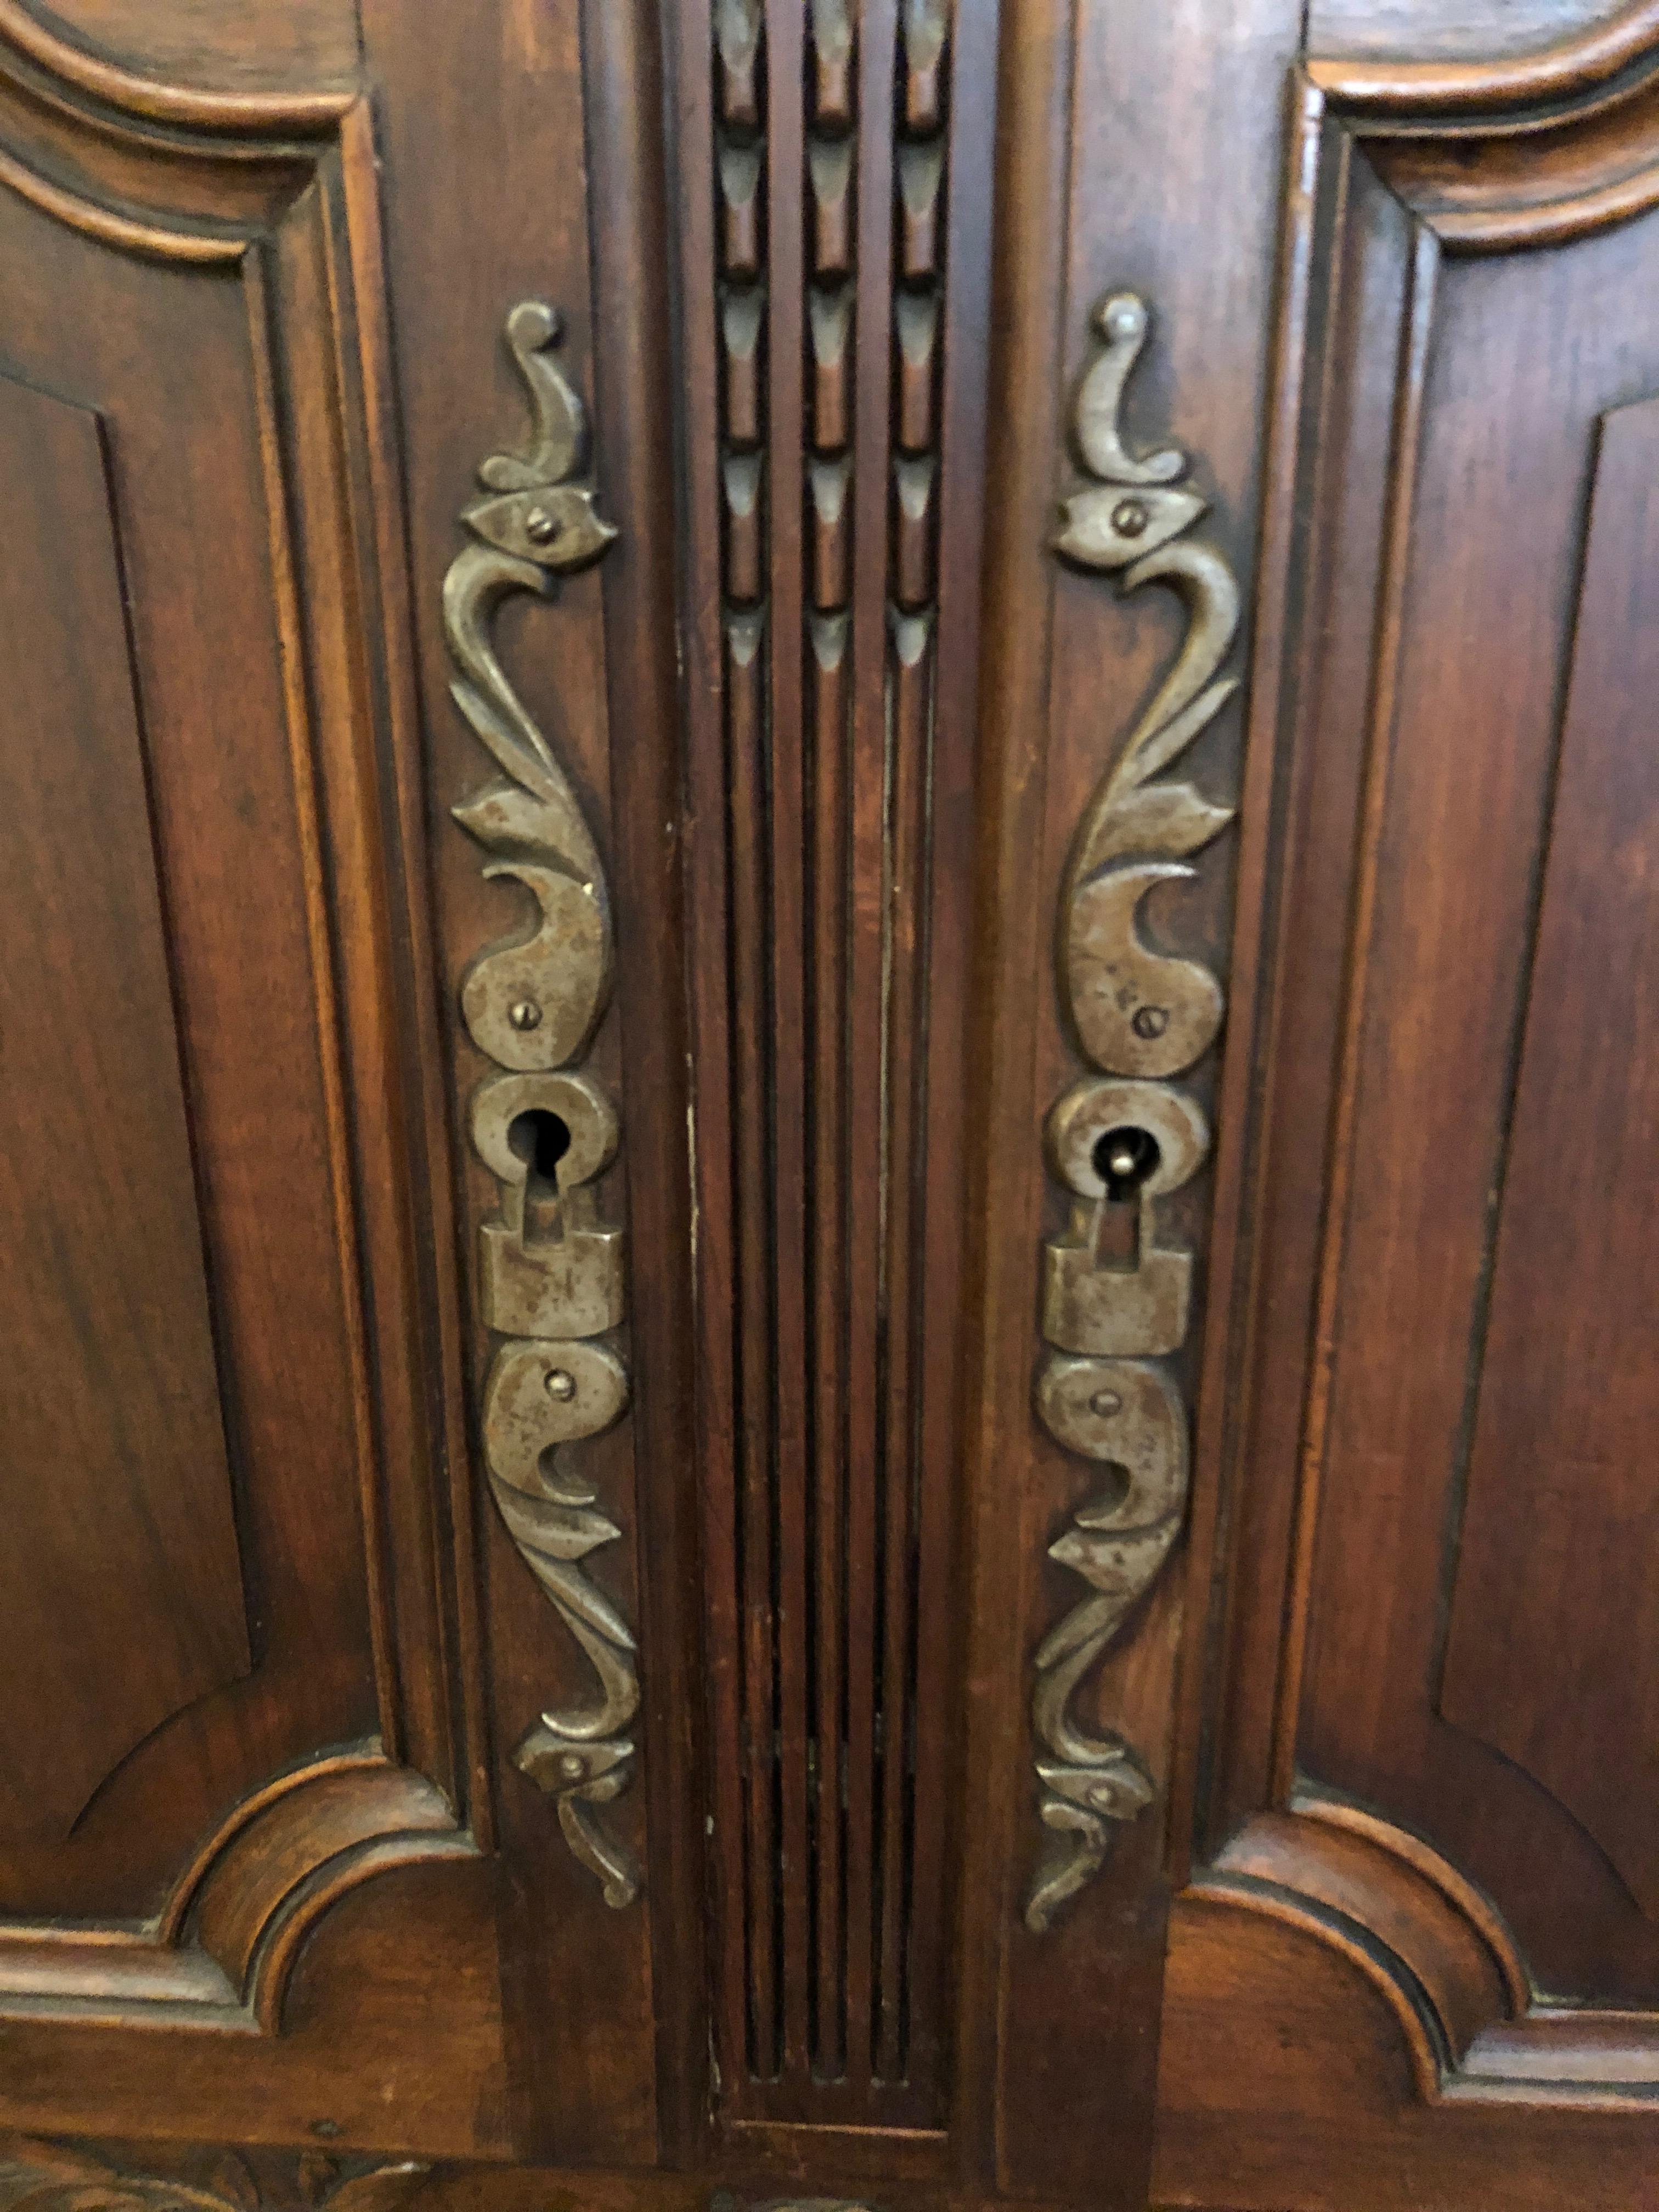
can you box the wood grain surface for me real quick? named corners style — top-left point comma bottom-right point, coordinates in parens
top-left (0, 1), bottom-right (1655, 2207)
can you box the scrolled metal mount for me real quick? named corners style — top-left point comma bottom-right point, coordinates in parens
top-left (444, 300), bottom-right (639, 1908)
top-left (1027, 290), bottom-right (1240, 1934)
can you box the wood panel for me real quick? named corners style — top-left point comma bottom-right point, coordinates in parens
top-left (1157, 1889), bottom-right (1659, 2212)
top-left (0, 159), bottom-right (374, 1921)
top-left (0, 1861), bottom-right (507, 2156)
top-left (1292, 178), bottom-right (1659, 2009)
top-left (1164, 22), bottom-right (1659, 2204)
top-left (0, 11), bottom-right (485, 2136)
top-left (0, 366), bottom-right (248, 1848)
top-left (1439, 388), bottom-right (1659, 1928)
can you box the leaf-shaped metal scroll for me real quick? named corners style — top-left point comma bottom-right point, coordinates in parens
top-left (1028, 291), bottom-right (1241, 1933)
top-left (443, 302), bottom-right (639, 1906)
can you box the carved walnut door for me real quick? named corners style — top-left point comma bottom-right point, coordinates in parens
top-left (3, 3), bottom-right (1659, 2211)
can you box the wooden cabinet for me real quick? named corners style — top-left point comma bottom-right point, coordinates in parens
top-left (2, 3), bottom-right (1657, 2209)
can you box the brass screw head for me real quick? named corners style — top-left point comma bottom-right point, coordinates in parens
top-left (525, 505), bottom-right (561, 545)
top-left (545, 1368), bottom-right (577, 1402)
top-left (1132, 1003), bottom-right (1169, 1039)
top-left (509, 998), bottom-right (543, 1031)
top-left (1112, 497), bottom-right (1150, 538)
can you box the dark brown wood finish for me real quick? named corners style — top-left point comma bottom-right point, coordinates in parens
top-left (958, 1), bottom-right (1299, 2202)
top-left (1438, 391), bottom-right (1659, 1927)
top-left (0, 368), bottom-right (249, 1849)
top-left (1161, 8), bottom-right (1659, 2205)
top-left (670, 0), bottom-right (989, 2150)
top-left (7, 2), bottom-right (1659, 2210)
top-left (577, 0), bottom-right (710, 2170)
top-left (1240, 77), bottom-right (1659, 1996)
top-left (359, 0), bottom-right (703, 2168)
top-left (0, 115), bottom-right (374, 1923)
top-left (0, 0), bottom-right (497, 2162)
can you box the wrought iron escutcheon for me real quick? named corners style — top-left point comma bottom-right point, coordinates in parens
top-left (1027, 291), bottom-right (1241, 1933)
top-left (442, 301), bottom-right (638, 1908)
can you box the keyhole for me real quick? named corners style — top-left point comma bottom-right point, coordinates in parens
top-left (1092, 1124), bottom-right (1161, 1205)
top-left (508, 1108), bottom-right (573, 1235)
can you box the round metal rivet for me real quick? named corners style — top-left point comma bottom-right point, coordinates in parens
top-left (1112, 497), bottom-right (1149, 538)
top-left (525, 506), bottom-right (561, 545)
top-left (1107, 1145), bottom-right (1139, 1181)
top-left (558, 1752), bottom-right (585, 1780)
top-left (1088, 1388), bottom-right (1124, 1419)
top-left (545, 1368), bottom-right (577, 1402)
top-left (508, 998), bottom-right (543, 1031)
top-left (1132, 1004), bottom-right (1169, 1039)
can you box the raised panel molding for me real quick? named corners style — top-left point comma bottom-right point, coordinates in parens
top-left (1, 1756), bottom-right (474, 2030)
top-left (0, 8), bottom-right (479, 2026)
top-left (1173, 13), bottom-right (1659, 2162)
top-left (0, 364), bottom-right (250, 1848)
top-left (1438, 388), bottom-right (1659, 1924)
top-left (1156, 1883), bottom-right (1659, 2212)
top-left (1307, 0), bottom-right (1659, 108)
top-left (0, 0), bottom-right (359, 110)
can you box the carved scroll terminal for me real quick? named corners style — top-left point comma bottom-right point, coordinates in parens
top-left (1027, 291), bottom-right (1240, 1933)
top-left (0, 2140), bottom-right (429, 2212)
top-left (443, 301), bottom-right (637, 1906)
